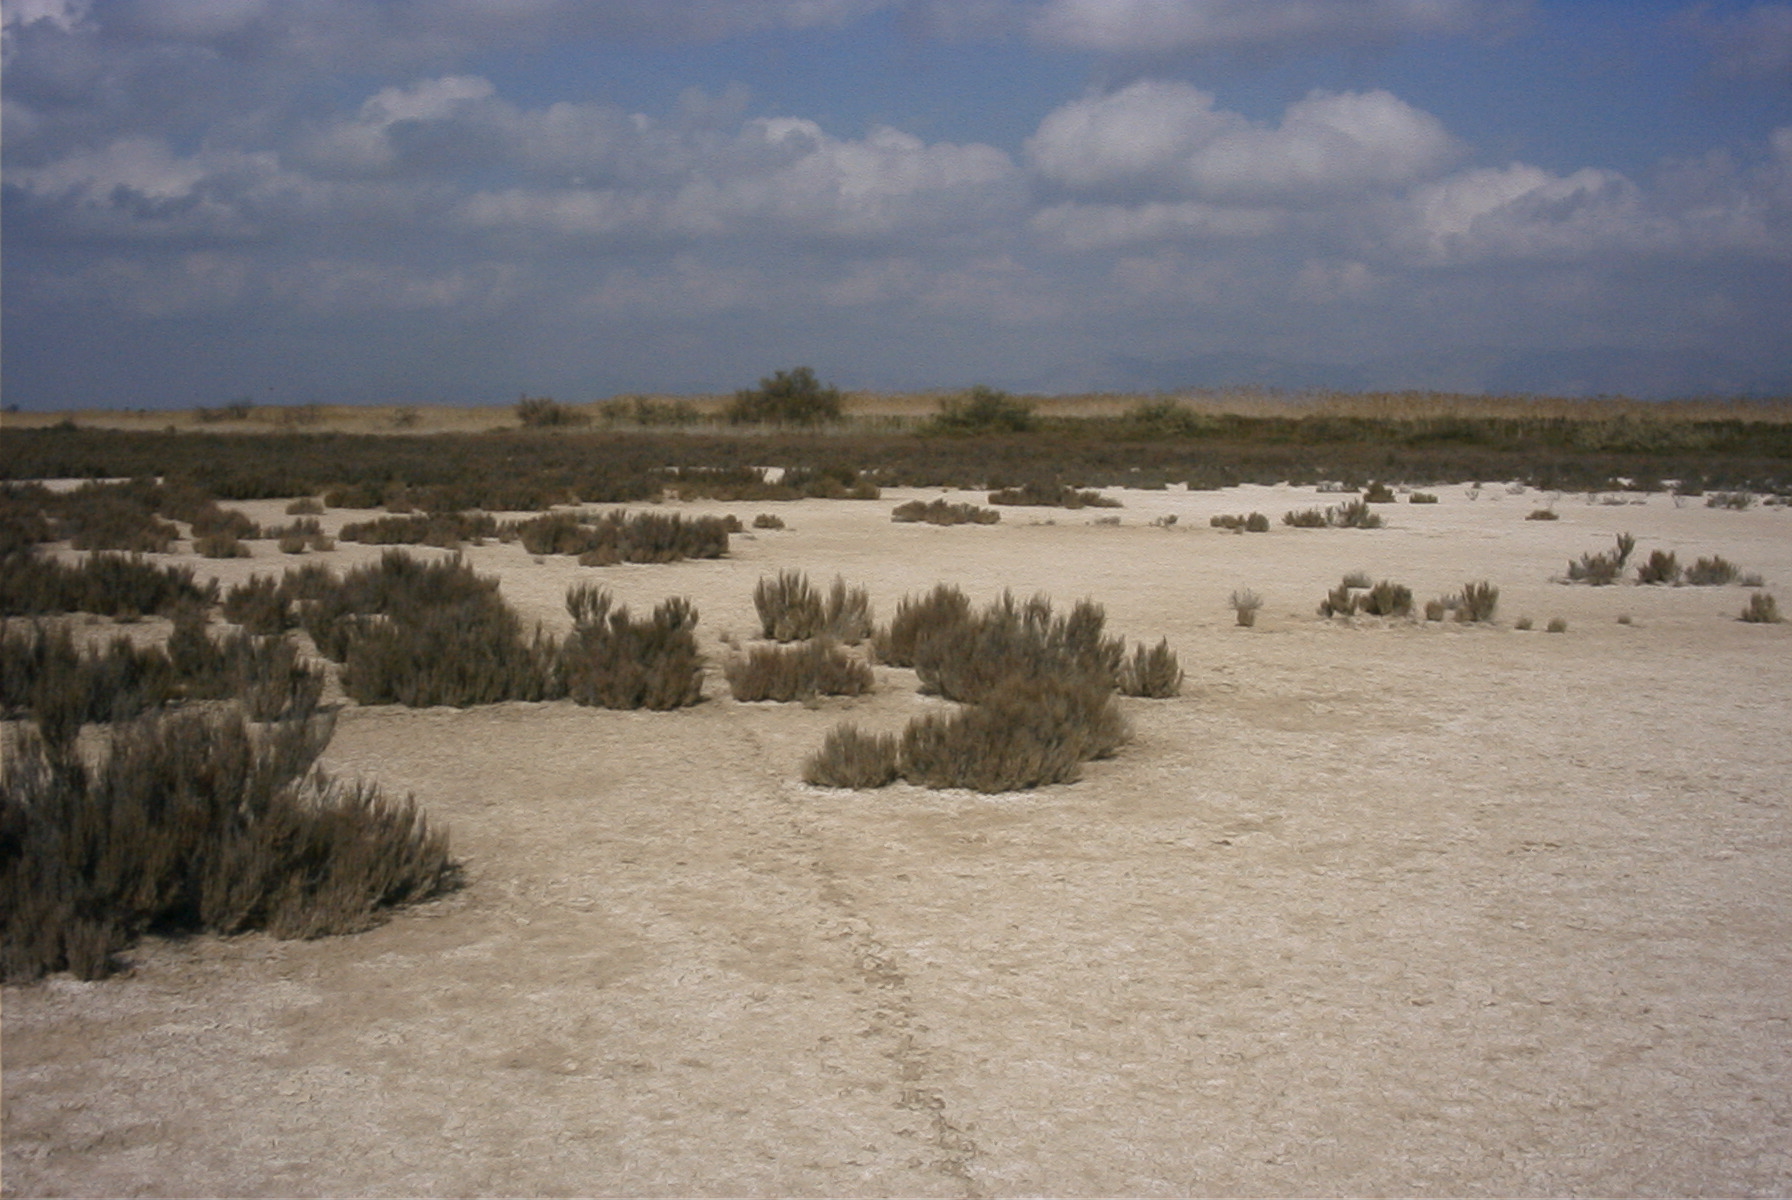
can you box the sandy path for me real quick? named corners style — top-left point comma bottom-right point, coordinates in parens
top-left (5, 485), bottom-right (1791, 1196)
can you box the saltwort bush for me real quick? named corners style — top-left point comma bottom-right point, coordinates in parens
top-left (1, 710), bottom-right (457, 982)
top-left (559, 584), bottom-right (704, 710)
top-left (725, 640), bottom-right (873, 702)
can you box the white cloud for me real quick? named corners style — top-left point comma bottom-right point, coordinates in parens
top-left (1027, 80), bottom-right (1457, 204)
top-left (1028, 0), bottom-right (1488, 52)
top-left (1693, 3), bottom-right (1792, 79)
top-left (1031, 199), bottom-right (1281, 249)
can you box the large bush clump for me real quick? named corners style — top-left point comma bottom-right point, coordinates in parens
top-left (910, 591), bottom-right (1122, 704)
top-left (558, 585), bottom-right (704, 710)
top-left (1, 711), bottom-right (457, 982)
top-left (897, 673), bottom-right (1127, 792)
top-left (300, 552), bottom-right (554, 707)
top-left (339, 512), bottom-right (498, 549)
top-left (872, 584), bottom-right (972, 667)
top-left (726, 367), bottom-right (843, 426)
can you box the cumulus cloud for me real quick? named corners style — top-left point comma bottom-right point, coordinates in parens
top-left (1027, 80), bottom-right (1458, 204)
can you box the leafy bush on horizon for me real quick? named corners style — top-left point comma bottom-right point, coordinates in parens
top-left (726, 367), bottom-right (843, 426)
top-left (929, 386), bottom-right (1036, 435)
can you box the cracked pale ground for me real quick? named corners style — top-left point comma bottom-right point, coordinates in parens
top-left (5, 484), bottom-right (1790, 1197)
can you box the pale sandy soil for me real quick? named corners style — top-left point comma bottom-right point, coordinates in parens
top-left (4, 483), bottom-right (1791, 1197)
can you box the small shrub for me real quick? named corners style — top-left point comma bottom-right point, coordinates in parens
top-left (1117, 639), bottom-right (1182, 698)
top-left (892, 498), bottom-right (1000, 525)
top-left (0, 551), bottom-right (215, 619)
top-left (1341, 570), bottom-right (1373, 589)
top-left (752, 572), bottom-right (871, 643)
top-left (1245, 512), bottom-right (1270, 532)
top-left (1363, 482), bottom-right (1397, 503)
top-left (1327, 499), bottom-right (1384, 529)
top-left (194, 532), bottom-right (250, 558)
top-left (873, 584), bottom-right (972, 667)
top-left (725, 640), bottom-right (872, 702)
top-left (1526, 508), bottom-right (1559, 521)
top-left (1229, 588), bottom-right (1263, 627)
top-left (1514, 616), bottom-right (1533, 630)
top-left (1741, 592), bottom-right (1783, 623)
top-left (1282, 508), bottom-right (1328, 528)
top-left (1707, 491), bottom-right (1754, 510)
top-left (1424, 599), bottom-right (1446, 621)
top-left (1319, 582), bottom-right (1356, 618)
top-left (1684, 556), bottom-right (1740, 586)
top-left (1357, 580), bottom-right (1414, 618)
top-left (1566, 533), bottom-right (1635, 585)
top-left (1637, 549), bottom-right (1681, 585)
top-left (752, 513), bottom-right (786, 530)
top-left (1455, 581), bottom-right (1499, 623)
top-left (726, 367), bottom-right (843, 426)
top-left (1408, 492), bottom-right (1438, 504)
top-left (285, 497), bottom-right (325, 516)
top-left (1546, 617), bottom-right (1568, 633)
top-left (802, 724), bottom-right (900, 788)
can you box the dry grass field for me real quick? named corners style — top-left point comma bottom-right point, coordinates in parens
top-left (5, 467), bottom-right (1791, 1196)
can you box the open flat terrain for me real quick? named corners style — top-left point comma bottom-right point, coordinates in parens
top-left (5, 480), bottom-right (1791, 1197)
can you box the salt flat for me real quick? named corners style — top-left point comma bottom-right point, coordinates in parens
top-left (5, 482), bottom-right (1790, 1197)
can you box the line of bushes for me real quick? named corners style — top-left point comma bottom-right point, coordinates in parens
top-left (988, 481), bottom-right (1121, 509)
top-left (891, 498), bottom-right (1001, 525)
top-left (1, 549), bottom-right (217, 618)
top-left (500, 510), bottom-right (732, 565)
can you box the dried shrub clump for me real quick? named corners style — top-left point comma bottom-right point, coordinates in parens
top-left (559, 585), bottom-right (704, 710)
top-left (897, 673), bottom-right (1127, 793)
top-left (891, 498), bottom-right (1000, 525)
top-left (987, 481), bottom-right (1120, 509)
top-left (910, 592), bottom-right (1121, 704)
top-left (1565, 533), bottom-right (1636, 585)
top-left (339, 512), bottom-right (497, 549)
top-left (1118, 638), bottom-right (1183, 698)
top-left (1454, 581), bottom-right (1500, 623)
top-left (752, 513), bottom-right (786, 530)
top-left (1408, 492), bottom-right (1439, 504)
top-left (1527, 507), bottom-right (1560, 521)
top-left (1637, 549), bottom-right (1681, 585)
top-left (1210, 513), bottom-right (1270, 532)
top-left (725, 640), bottom-right (873, 702)
top-left (1282, 507), bottom-right (1327, 528)
top-left (1, 711), bottom-right (458, 983)
top-left (753, 571), bottom-right (872, 644)
top-left (1741, 593), bottom-right (1783, 623)
top-left (1363, 481), bottom-right (1397, 503)
top-left (223, 575), bottom-right (294, 635)
top-left (1229, 588), bottom-right (1263, 627)
top-left (802, 725), bottom-right (900, 789)
top-left (1684, 556), bottom-right (1741, 586)
top-left (872, 584), bottom-right (972, 667)
top-left (1, 551), bottom-right (215, 619)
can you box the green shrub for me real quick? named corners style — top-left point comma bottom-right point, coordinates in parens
top-left (559, 585), bottom-right (703, 710)
top-left (930, 386), bottom-right (1035, 434)
top-left (0, 710), bottom-right (457, 982)
top-left (802, 724), bottom-right (900, 789)
top-left (725, 640), bottom-right (872, 702)
top-left (1741, 592), bottom-right (1783, 623)
top-left (726, 367), bottom-right (843, 426)
top-left (1117, 639), bottom-right (1182, 698)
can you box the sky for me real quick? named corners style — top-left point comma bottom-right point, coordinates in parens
top-left (4, 0), bottom-right (1792, 409)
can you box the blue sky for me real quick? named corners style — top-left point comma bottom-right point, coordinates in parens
top-left (5, 0), bottom-right (1791, 409)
